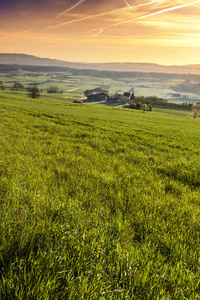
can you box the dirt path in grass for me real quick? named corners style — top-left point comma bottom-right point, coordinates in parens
top-left (66, 87), bottom-right (80, 92)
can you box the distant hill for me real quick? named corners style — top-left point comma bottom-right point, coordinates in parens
top-left (1, 53), bottom-right (200, 75)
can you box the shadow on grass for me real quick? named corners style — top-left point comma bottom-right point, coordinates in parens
top-left (83, 99), bottom-right (123, 107)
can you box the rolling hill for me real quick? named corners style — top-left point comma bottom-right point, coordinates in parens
top-left (1, 53), bottom-right (200, 74)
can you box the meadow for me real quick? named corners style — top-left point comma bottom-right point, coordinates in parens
top-left (0, 92), bottom-right (200, 299)
top-left (1, 66), bottom-right (200, 104)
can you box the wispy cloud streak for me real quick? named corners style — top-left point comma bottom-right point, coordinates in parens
top-left (123, 0), bottom-right (135, 11)
top-left (45, 0), bottom-right (163, 31)
top-left (45, 6), bottom-right (129, 31)
top-left (55, 0), bottom-right (87, 19)
top-left (91, 0), bottom-right (200, 36)
top-left (123, 0), bottom-right (164, 10)
top-left (137, 0), bottom-right (200, 19)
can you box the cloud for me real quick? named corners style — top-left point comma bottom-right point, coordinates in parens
top-left (123, 0), bottom-right (135, 11)
top-left (44, 6), bottom-right (129, 31)
top-left (91, 0), bottom-right (200, 36)
top-left (123, 0), bottom-right (165, 10)
top-left (90, 28), bottom-right (104, 37)
top-left (55, 0), bottom-right (87, 19)
top-left (137, 0), bottom-right (200, 19)
top-left (45, 0), bottom-right (168, 33)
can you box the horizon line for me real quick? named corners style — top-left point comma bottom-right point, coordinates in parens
top-left (0, 52), bottom-right (200, 67)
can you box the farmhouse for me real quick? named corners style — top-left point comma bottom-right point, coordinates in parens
top-left (123, 92), bottom-right (131, 100)
top-left (124, 92), bottom-right (134, 101)
top-left (84, 87), bottom-right (134, 103)
top-left (87, 92), bottom-right (110, 101)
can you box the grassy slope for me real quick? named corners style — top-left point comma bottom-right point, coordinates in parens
top-left (0, 93), bottom-right (200, 299)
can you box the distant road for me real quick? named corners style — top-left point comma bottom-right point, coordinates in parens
top-left (66, 87), bottom-right (80, 92)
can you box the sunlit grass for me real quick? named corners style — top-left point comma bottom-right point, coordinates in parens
top-left (0, 93), bottom-right (200, 299)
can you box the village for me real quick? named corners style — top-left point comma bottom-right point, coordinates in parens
top-left (84, 87), bottom-right (135, 104)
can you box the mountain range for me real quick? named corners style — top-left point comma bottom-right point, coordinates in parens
top-left (1, 53), bottom-right (200, 75)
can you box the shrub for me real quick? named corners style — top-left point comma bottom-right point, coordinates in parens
top-left (129, 102), bottom-right (136, 109)
top-left (11, 82), bottom-right (25, 90)
top-left (123, 103), bottom-right (131, 108)
top-left (47, 85), bottom-right (60, 93)
top-left (27, 86), bottom-right (40, 98)
top-left (124, 102), bottom-right (152, 111)
top-left (73, 99), bottom-right (83, 104)
top-left (123, 102), bottom-right (136, 109)
top-left (84, 87), bottom-right (108, 97)
top-left (192, 103), bottom-right (200, 118)
top-left (143, 104), bottom-right (148, 112)
top-left (136, 102), bottom-right (144, 110)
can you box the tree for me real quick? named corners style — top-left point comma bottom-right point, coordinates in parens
top-left (129, 87), bottom-right (135, 93)
top-left (119, 95), bottom-right (127, 104)
top-left (192, 103), bottom-right (200, 118)
top-left (84, 89), bottom-right (93, 97)
top-left (136, 102), bottom-right (143, 110)
top-left (0, 81), bottom-right (5, 90)
top-left (11, 82), bottom-right (25, 90)
top-left (93, 87), bottom-right (108, 94)
top-left (27, 86), bottom-right (40, 98)
top-left (130, 93), bottom-right (135, 100)
top-left (47, 85), bottom-right (60, 93)
top-left (84, 87), bottom-right (108, 97)
top-left (143, 104), bottom-right (148, 112)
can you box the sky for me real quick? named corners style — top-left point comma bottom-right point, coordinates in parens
top-left (1, 0), bottom-right (200, 65)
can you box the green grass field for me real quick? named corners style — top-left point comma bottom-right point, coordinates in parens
top-left (0, 92), bottom-right (200, 299)
top-left (2, 69), bottom-right (200, 104)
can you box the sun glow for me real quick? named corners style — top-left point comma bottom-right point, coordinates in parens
top-left (1, 0), bottom-right (200, 65)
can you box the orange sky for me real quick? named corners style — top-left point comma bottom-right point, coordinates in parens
top-left (1, 0), bottom-right (200, 65)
